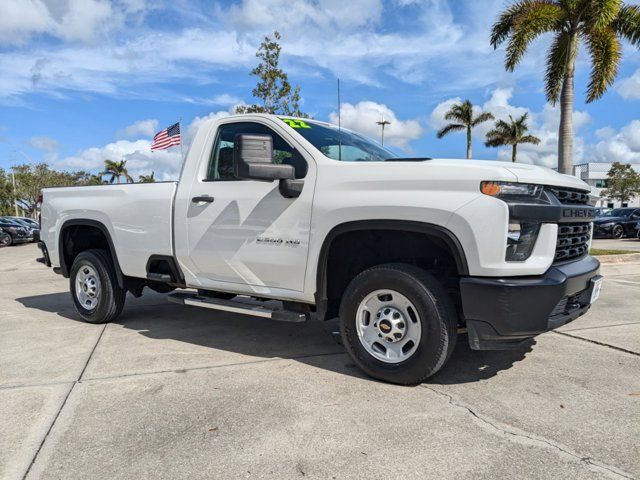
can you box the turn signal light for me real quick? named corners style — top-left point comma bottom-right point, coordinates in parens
top-left (481, 182), bottom-right (502, 196)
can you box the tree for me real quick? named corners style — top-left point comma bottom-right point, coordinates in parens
top-left (0, 169), bottom-right (15, 216)
top-left (601, 162), bottom-right (640, 204)
top-left (436, 100), bottom-right (494, 159)
top-left (138, 172), bottom-right (156, 183)
top-left (485, 113), bottom-right (541, 162)
top-left (11, 164), bottom-right (85, 216)
top-left (491, 1), bottom-right (640, 174)
top-left (102, 160), bottom-right (133, 184)
top-left (235, 31), bottom-right (308, 117)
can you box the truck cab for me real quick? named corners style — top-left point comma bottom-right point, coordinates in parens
top-left (39, 114), bottom-right (601, 385)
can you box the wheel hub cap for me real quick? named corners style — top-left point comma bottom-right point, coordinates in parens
top-left (376, 307), bottom-right (406, 343)
top-left (356, 289), bottom-right (422, 364)
top-left (75, 265), bottom-right (101, 310)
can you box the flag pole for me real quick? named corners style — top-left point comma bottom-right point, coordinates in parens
top-left (179, 116), bottom-right (184, 162)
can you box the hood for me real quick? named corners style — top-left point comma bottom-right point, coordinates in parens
top-left (594, 216), bottom-right (627, 224)
top-left (428, 159), bottom-right (590, 191)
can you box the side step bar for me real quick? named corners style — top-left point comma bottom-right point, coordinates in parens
top-left (167, 292), bottom-right (307, 323)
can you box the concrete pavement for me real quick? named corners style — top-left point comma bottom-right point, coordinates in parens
top-left (1, 244), bottom-right (639, 479)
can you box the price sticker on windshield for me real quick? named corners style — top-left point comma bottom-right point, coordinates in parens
top-left (280, 118), bottom-right (311, 129)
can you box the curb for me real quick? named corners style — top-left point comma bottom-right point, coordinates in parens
top-left (594, 252), bottom-right (640, 264)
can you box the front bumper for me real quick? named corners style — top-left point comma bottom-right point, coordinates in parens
top-left (460, 255), bottom-right (601, 350)
top-left (593, 223), bottom-right (614, 238)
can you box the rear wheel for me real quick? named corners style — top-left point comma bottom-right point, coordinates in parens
top-left (339, 263), bottom-right (457, 385)
top-left (612, 224), bottom-right (624, 239)
top-left (0, 232), bottom-right (11, 247)
top-left (70, 249), bottom-right (126, 324)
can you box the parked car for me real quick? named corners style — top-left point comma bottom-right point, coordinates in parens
top-left (39, 113), bottom-right (601, 385)
top-left (635, 221), bottom-right (640, 239)
top-left (593, 208), bottom-right (640, 239)
top-left (0, 227), bottom-right (11, 247)
top-left (0, 219), bottom-right (31, 245)
top-left (594, 207), bottom-right (612, 217)
top-left (6, 216), bottom-right (40, 242)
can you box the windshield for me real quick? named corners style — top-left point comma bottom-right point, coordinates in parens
top-left (602, 208), bottom-right (631, 217)
top-left (280, 118), bottom-right (398, 162)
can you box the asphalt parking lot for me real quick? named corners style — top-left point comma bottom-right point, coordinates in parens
top-left (1, 244), bottom-right (639, 480)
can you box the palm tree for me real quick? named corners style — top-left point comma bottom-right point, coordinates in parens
top-left (491, 1), bottom-right (640, 174)
top-left (138, 172), bottom-right (156, 183)
top-left (102, 160), bottom-right (133, 184)
top-left (436, 100), bottom-right (494, 159)
top-left (485, 113), bottom-right (541, 162)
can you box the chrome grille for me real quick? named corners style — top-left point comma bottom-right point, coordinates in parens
top-left (555, 222), bottom-right (591, 262)
top-left (547, 187), bottom-right (590, 205)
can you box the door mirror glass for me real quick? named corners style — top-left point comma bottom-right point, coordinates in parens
top-left (233, 133), bottom-right (295, 181)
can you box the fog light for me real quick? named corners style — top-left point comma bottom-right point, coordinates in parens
top-left (506, 222), bottom-right (540, 261)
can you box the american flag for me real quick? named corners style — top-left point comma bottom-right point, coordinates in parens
top-left (151, 122), bottom-right (181, 150)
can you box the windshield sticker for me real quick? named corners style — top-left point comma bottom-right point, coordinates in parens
top-left (280, 118), bottom-right (311, 129)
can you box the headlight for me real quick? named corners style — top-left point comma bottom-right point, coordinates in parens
top-left (506, 222), bottom-right (541, 261)
top-left (481, 181), bottom-right (544, 203)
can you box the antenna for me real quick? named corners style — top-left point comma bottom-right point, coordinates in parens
top-left (337, 78), bottom-right (342, 161)
top-left (376, 116), bottom-right (391, 146)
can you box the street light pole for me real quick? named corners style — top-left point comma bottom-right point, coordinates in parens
top-left (376, 118), bottom-right (391, 146)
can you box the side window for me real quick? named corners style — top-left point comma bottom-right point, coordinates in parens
top-left (631, 210), bottom-right (640, 219)
top-left (206, 122), bottom-right (307, 181)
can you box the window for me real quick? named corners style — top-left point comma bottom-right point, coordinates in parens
top-left (285, 119), bottom-right (398, 162)
top-left (206, 122), bottom-right (307, 181)
top-left (595, 179), bottom-right (608, 188)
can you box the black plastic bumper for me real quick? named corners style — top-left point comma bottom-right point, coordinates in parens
top-left (37, 241), bottom-right (51, 267)
top-left (460, 256), bottom-right (601, 350)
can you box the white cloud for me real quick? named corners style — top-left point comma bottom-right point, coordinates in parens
top-left (590, 120), bottom-right (640, 164)
top-left (0, 0), bottom-right (129, 46)
top-left (616, 69), bottom-right (640, 100)
top-left (0, 0), bottom-right (53, 45)
top-left (117, 119), bottom-right (159, 139)
top-left (328, 101), bottom-right (423, 149)
top-left (0, 0), bottom-right (519, 102)
top-left (55, 139), bottom-right (183, 180)
top-left (29, 135), bottom-right (59, 152)
top-left (428, 88), bottom-right (591, 167)
top-left (54, 109), bottom-right (233, 180)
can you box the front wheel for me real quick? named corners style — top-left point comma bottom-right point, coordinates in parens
top-left (339, 263), bottom-right (457, 385)
top-left (70, 249), bottom-right (126, 324)
top-left (612, 224), bottom-right (624, 239)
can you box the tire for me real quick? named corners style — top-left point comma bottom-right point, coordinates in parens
top-left (70, 249), bottom-right (126, 324)
top-left (0, 233), bottom-right (11, 247)
top-left (339, 263), bottom-right (457, 385)
top-left (612, 224), bottom-right (624, 239)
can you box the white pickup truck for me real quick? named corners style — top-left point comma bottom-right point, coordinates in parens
top-left (39, 114), bottom-right (602, 384)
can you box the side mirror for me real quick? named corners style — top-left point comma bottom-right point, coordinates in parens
top-left (233, 134), bottom-right (295, 181)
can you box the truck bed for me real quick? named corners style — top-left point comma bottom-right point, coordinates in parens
top-left (41, 182), bottom-right (177, 279)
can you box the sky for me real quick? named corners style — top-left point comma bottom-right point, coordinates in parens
top-left (1, 0), bottom-right (640, 181)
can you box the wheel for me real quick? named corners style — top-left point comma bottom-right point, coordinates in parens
top-left (339, 263), bottom-right (457, 385)
top-left (0, 233), bottom-right (11, 247)
top-left (70, 249), bottom-right (126, 324)
top-left (612, 224), bottom-right (624, 239)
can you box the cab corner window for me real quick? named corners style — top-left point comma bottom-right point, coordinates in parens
top-left (206, 122), bottom-right (307, 181)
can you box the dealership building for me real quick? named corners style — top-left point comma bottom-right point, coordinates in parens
top-left (572, 162), bottom-right (640, 208)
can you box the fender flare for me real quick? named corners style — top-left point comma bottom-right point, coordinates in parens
top-left (58, 219), bottom-right (125, 288)
top-left (314, 219), bottom-right (469, 318)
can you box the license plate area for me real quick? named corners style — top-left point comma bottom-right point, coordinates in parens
top-left (589, 276), bottom-right (603, 304)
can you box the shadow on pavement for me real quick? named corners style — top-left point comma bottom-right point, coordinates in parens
top-left (16, 291), bottom-right (533, 385)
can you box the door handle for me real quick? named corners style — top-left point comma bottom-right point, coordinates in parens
top-left (192, 195), bottom-right (214, 203)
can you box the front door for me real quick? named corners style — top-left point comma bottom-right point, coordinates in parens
top-left (179, 120), bottom-right (313, 294)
